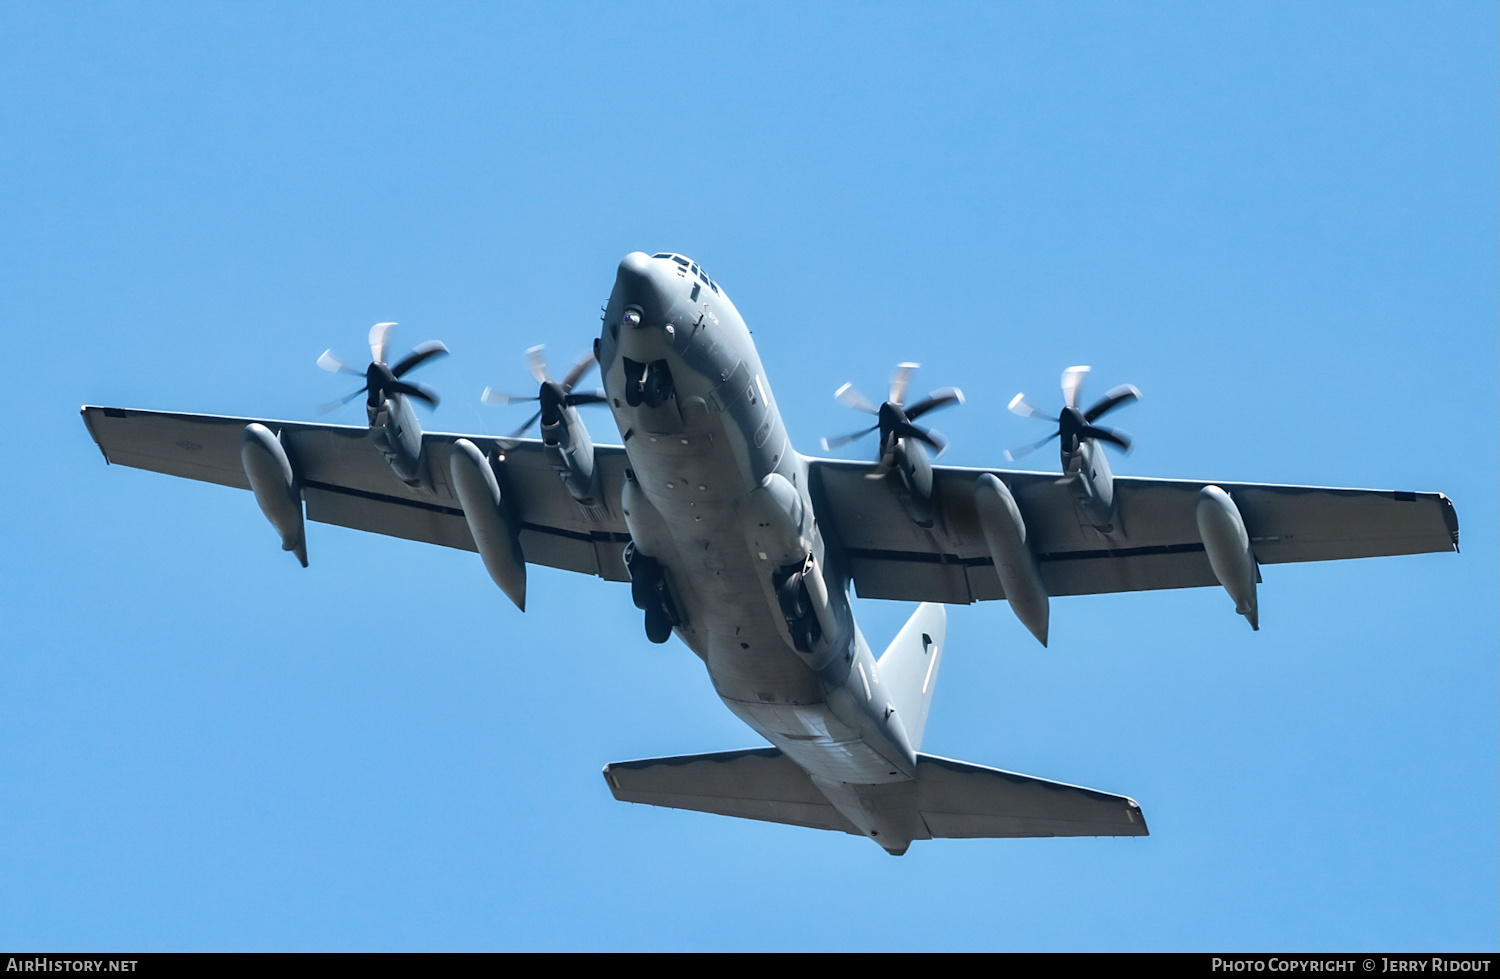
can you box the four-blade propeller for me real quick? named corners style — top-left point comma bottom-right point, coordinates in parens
top-left (318, 322), bottom-right (448, 414)
top-left (1005, 365), bottom-right (1140, 461)
top-left (480, 345), bottom-right (607, 439)
top-left (822, 362), bottom-right (964, 473)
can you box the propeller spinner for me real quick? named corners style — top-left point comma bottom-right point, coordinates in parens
top-left (318, 322), bottom-right (448, 413)
top-left (1006, 365), bottom-right (1139, 462)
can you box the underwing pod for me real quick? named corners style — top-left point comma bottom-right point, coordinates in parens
top-left (240, 423), bottom-right (307, 567)
top-left (974, 473), bottom-right (1049, 646)
top-left (1195, 484), bottom-right (1259, 630)
top-left (450, 438), bottom-right (527, 611)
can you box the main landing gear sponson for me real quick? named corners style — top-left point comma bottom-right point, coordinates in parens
top-left (775, 566), bottom-right (822, 654)
top-left (626, 543), bottom-right (681, 644)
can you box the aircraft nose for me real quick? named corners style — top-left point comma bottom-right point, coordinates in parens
top-left (610, 252), bottom-right (676, 361)
top-left (613, 251), bottom-right (662, 312)
top-left (613, 252), bottom-right (675, 331)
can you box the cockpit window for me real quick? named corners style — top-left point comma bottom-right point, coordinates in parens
top-left (648, 253), bottom-right (724, 296)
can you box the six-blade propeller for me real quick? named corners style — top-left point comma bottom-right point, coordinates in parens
top-left (317, 322), bottom-right (448, 414)
top-left (1005, 365), bottom-right (1140, 462)
top-left (822, 362), bottom-right (964, 473)
top-left (480, 345), bottom-right (607, 440)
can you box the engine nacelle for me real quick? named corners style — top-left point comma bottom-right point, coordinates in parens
top-left (368, 396), bottom-right (426, 485)
top-left (1195, 484), bottom-right (1260, 630)
top-left (1063, 440), bottom-right (1118, 532)
top-left (541, 405), bottom-right (600, 506)
top-left (240, 423), bottom-right (307, 567)
top-left (892, 438), bottom-right (936, 528)
top-left (449, 439), bottom-right (527, 611)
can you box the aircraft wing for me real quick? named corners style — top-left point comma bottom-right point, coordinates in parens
top-left (80, 406), bottom-right (633, 581)
top-left (809, 459), bottom-right (1459, 604)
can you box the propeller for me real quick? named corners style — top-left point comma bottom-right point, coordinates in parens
top-left (318, 322), bottom-right (448, 414)
top-left (480, 345), bottom-right (607, 440)
top-left (1005, 365), bottom-right (1139, 462)
top-left (821, 362), bottom-right (964, 475)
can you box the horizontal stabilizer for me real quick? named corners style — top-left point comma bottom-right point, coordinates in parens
top-left (604, 747), bottom-right (860, 834)
top-left (915, 753), bottom-right (1147, 838)
top-left (603, 748), bottom-right (1147, 847)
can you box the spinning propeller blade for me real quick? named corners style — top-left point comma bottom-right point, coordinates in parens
top-left (317, 323), bottom-right (446, 413)
top-left (483, 343), bottom-right (607, 439)
top-left (1008, 367), bottom-right (1139, 461)
top-left (824, 362), bottom-right (963, 463)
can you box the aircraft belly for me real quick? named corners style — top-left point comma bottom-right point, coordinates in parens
top-left (720, 696), bottom-right (913, 785)
top-left (624, 423), bottom-right (815, 692)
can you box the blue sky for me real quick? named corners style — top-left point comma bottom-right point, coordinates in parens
top-left (1, 1), bottom-right (1494, 951)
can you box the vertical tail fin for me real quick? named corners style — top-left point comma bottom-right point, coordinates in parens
top-left (875, 603), bottom-right (946, 752)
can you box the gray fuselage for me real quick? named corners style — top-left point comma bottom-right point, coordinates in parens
top-left (597, 251), bottom-right (916, 786)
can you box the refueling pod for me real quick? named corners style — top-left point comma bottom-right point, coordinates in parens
top-left (974, 473), bottom-right (1049, 646)
top-left (240, 423), bottom-right (307, 567)
top-left (1195, 484), bottom-right (1260, 630)
top-left (449, 439), bottom-right (527, 611)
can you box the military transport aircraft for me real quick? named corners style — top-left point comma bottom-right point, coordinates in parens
top-left (80, 251), bottom-right (1459, 855)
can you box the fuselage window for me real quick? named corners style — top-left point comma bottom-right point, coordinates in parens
top-left (690, 282), bottom-right (701, 302)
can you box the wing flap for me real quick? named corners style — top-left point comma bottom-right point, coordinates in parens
top-left (303, 482), bottom-right (476, 552)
